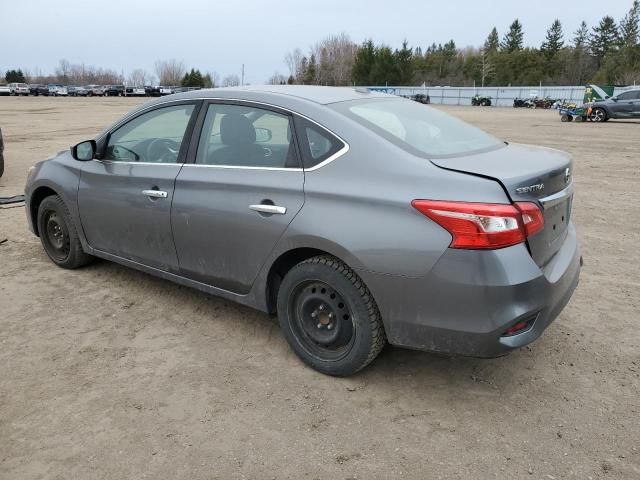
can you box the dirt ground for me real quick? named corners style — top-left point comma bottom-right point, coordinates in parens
top-left (0, 97), bottom-right (638, 480)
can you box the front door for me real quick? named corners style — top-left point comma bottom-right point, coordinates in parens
top-left (78, 102), bottom-right (198, 272)
top-left (172, 102), bottom-right (305, 294)
top-left (610, 91), bottom-right (637, 117)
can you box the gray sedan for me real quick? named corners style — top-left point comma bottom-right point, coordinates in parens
top-left (25, 86), bottom-right (581, 376)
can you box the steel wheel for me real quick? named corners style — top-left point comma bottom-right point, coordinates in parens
top-left (42, 210), bottom-right (70, 262)
top-left (288, 280), bottom-right (355, 361)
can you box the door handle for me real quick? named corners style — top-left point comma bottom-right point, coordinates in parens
top-left (249, 204), bottom-right (287, 215)
top-left (142, 189), bottom-right (168, 198)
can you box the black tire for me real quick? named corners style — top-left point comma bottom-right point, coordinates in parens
top-left (591, 108), bottom-right (607, 123)
top-left (277, 255), bottom-right (386, 376)
top-left (37, 195), bottom-right (93, 269)
top-left (0, 128), bottom-right (4, 178)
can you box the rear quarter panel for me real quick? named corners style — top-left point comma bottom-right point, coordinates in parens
top-left (265, 114), bottom-right (513, 278)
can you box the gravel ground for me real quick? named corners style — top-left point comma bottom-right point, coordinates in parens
top-left (0, 97), bottom-right (639, 480)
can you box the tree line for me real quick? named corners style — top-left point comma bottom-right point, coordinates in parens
top-left (281, 1), bottom-right (639, 87)
top-left (4, 58), bottom-right (241, 88)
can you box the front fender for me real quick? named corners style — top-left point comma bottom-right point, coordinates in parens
top-left (25, 152), bottom-right (87, 250)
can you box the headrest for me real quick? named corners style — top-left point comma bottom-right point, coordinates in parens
top-left (220, 113), bottom-right (256, 146)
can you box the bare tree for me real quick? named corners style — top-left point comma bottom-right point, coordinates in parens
top-left (222, 74), bottom-right (240, 87)
top-left (284, 48), bottom-right (304, 81)
top-left (204, 71), bottom-right (220, 88)
top-left (479, 48), bottom-right (495, 87)
top-left (128, 68), bottom-right (150, 86)
top-left (55, 59), bottom-right (72, 83)
top-left (267, 72), bottom-right (288, 85)
top-left (308, 33), bottom-right (357, 86)
top-left (154, 59), bottom-right (186, 86)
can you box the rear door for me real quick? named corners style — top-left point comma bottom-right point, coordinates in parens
top-left (172, 101), bottom-right (305, 293)
top-left (78, 101), bottom-right (199, 272)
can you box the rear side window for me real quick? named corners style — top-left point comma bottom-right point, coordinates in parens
top-left (331, 98), bottom-right (503, 158)
top-left (294, 117), bottom-right (345, 169)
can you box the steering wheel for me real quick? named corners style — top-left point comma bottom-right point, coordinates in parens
top-left (146, 138), bottom-right (180, 163)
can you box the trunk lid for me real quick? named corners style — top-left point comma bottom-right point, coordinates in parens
top-left (430, 143), bottom-right (573, 267)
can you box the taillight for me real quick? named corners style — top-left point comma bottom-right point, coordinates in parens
top-left (411, 200), bottom-right (544, 250)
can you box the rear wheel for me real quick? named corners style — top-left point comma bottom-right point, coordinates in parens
top-left (277, 255), bottom-right (386, 376)
top-left (574, 115), bottom-right (583, 122)
top-left (591, 108), bottom-right (607, 122)
top-left (560, 114), bottom-right (569, 122)
top-left (37, 195), bottom-right (93, 269)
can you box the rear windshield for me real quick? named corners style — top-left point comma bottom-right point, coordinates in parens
top-left (332, 98), bottom-right (504, 158)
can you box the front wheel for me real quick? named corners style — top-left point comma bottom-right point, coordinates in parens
top-left (277, 256), bottom-right (386, 376)
top-left (37, 195), bottom-right (93, 269)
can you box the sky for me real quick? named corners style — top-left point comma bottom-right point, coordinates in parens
top-left (0, 0), bottom-right (632, 84)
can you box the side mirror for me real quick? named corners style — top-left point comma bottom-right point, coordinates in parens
top-left (71, 140), bottom-right (96, 161)
top-left (255, 127), bottom-right (273, 143)
top-left (610, 96), bottom-right (618, 102)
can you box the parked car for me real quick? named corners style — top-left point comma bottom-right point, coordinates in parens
top-left (85, 85), bottom-right (106, 96)
top-left (125, 86), bottom-right (146, 96)
top-left (146, 86), bottom-right (173, 97)
top-left (68, 86), bottom-right (88, 97)
top-left (9, 83), bottom-right (30, 95)
top-left (590, 89), bottom-right (640, 122)
top-left (48, 85), bottom-right (68, 96)
top-left (0, 84), bottom-right (10, 96)
top-left (104, 85), bottom-right (125, 97)
top-left (29, 84), bottom-right (46, 96)
top-left (24, 86), bottom-right (580, 376)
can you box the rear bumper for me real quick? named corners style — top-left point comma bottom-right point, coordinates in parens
top-left (363, 223), bottom-right (581, 357)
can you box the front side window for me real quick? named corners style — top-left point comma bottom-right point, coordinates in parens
top-left (104, 104), bottom-right (195, 163)
top-left (332, 98), bottom-right (504, 158)
top-left (195, 103), bottom-right (299, 168)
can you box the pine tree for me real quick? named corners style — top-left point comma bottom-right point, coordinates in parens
top-left (484, 27), bottom-right (499, 53)
top-left (304, 54), bottom-right (317, 84)
top-left (501, 20), bottom-right (524, 53)
top-left (620, 0), bottom-right (640, 47)
top-left (5, 69), bottom-right (26, 83)
top-left (573, 21), bottom-right (589, 47)
top-left (352, 40), bottom-right (375, 85)
top-left (541, 19), bottom-right (564, 58)
top-left (181, 68), bottom-right (204, 87)
top-left (395, 40), bottom-right (414, 85)
top-left (590, 16), bottom-right (621, 65)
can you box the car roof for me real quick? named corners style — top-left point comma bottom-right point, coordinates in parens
top-left (163, 85), bottom-right (391, 105)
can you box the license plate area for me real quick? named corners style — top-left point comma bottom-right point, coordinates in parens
top-left (544, 194), bottom-right (572, 244)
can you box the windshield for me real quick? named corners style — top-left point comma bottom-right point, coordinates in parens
top-left (332, 98), bottom-right (504, 158)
